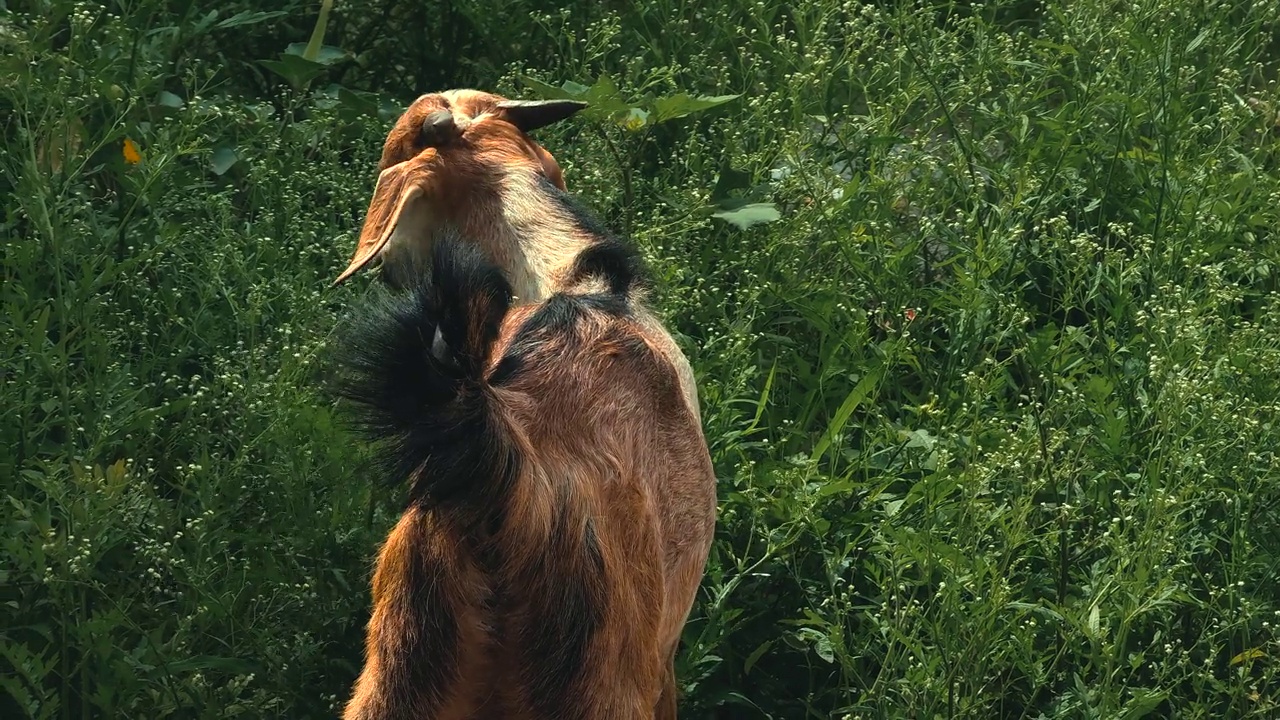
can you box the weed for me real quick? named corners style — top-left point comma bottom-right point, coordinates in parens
top-left (3, 0), bottom-right (1280, 717)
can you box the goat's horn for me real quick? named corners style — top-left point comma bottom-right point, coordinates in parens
top-left (420, 109), bottom-right (457, 146)
top-left (495, 99), bottom-right (588, 132)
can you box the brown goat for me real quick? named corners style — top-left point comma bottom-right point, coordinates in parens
top-left (331, 88), bottom-right (701, 418)
top-left (334, 228), bottom-right (717, 718)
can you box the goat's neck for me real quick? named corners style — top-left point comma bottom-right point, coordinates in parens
top-left (491, 176), bottom-right (591, 304)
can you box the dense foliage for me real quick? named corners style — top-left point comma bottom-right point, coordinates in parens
top-left (4, 0), bottom-right (1280, 717)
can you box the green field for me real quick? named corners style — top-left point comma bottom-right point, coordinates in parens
top-left (4, 0), bottom-right (1280, 717)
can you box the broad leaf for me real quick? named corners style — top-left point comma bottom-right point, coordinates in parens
top-left (1118, 689), bottom-right (1169, 720)
top-left (260, 55), bottom-right (327, 87)
top-left (155, 91), bottom-right (184, 109)
top-left (581, 74), bottom-right (632, 120)
top-left (209, 146), bottom-right (238, 176)
top-left (652, 93), bottom-right (740, 123)
top-left (711, 202), bottom-right (780, 230)
top-left (337, 87), bottom-right (380, 118)
top-left (284, 42), bottom-right (348, 66)
top-left (710, 160), bottom-right (753, 203)
top-left (522, 75), bottom-right (638, 123)
top-left (520, 76), bottom-right (588, 100)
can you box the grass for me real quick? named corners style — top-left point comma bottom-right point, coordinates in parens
top-left (3, 0), bottom-right (1280, 717)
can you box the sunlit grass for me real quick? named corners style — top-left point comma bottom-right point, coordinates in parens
top-left (3, 0), bottom-right (1280, 717)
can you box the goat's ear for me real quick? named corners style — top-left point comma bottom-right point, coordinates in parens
top-left (334, 153), bottom-right (435, 287)
top-left (494, 99), bottom-right (588, 132)
top-left (531, 142), bottom-right (568, 190)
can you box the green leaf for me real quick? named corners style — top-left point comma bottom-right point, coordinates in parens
top-left (520, 76), bottom-right (588, 100)
top-left (337, 86), bottom-right (380, 118)
top-left (580, 75), bottom-right (632, 120)
top-left (584, 75), bottom-right (623, 104)
top-left (809, 365), bottom-right (883, 464)
top-left (1186, 27), bottom-right (1210, 53)
top-left (815, 636), bottom-right (834, 663)
top-left (31, 303), bottom-right (50, 345)
top-left (209, 147), bottom-right (238, 176)
top-left (651, 93), bottom-right (740, 123)
top-left (284, 42), bottom-right (348, 66)
top-left (191, 9), bottom-right (221, 34)
top-left (742, 640), bottom-right (772, 675)
top-left (260, 54), bottom-right (327, 88)
top-left (155, 91), bottom-right (184, 109)
top-left (214, 10), bottom-right (288, 29)
top-left (585, 74), bottom-right (622, 101)
top-left (904, 428), bottom-right (936, 450)
top-left (520, 76), bottom-right (567, 98)
top-left (815, 479), bottom-right (854, 498)
top-left (1119, 689), bottom-right (1169, 720)
top-left (163, 655), bottom-right (258, 675)
top-left (710, 160), bottom-right (753, 203)
top-left (1230, 647), bottom-right (1266, 665)
top-left (1005, 601), bottom-right (1065, 622)
top-left (742, 360), bottom-right (775, 436)
top-left (711, 202), bottom-right (780, 230)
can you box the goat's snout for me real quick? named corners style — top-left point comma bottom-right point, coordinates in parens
top-left (420, 109), bottom-right (461, 147)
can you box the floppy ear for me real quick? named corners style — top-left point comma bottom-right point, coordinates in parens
top-left (494, 99), bottom-right (588, 132)
top-left (334, 151), bottom-right (436, 287)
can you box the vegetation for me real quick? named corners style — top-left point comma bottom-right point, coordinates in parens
top-left (4, 0), bottom-right (1280, 717)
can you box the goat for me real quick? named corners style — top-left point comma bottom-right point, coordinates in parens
top-left (330, 88), bottom-right (701, 418)
top-left (333, 229), bottom-right (717, 719)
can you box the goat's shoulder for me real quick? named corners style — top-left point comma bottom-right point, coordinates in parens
top-left (486, 286), bottom-right (653, 387)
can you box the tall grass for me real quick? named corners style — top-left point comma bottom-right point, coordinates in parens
top-left (3, 0), bottom-right (1280, 717)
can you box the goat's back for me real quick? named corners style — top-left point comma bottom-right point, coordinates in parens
top-left (476, 291), bottom-right (717, 716)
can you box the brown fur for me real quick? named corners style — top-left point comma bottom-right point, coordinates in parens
top-left (334, 90), bottom-right (702, 417)
top-left (337, 239), bottom-right (718, 719)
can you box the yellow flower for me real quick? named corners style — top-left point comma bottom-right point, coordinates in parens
top-left (122, 138), bottom-right (141, 165)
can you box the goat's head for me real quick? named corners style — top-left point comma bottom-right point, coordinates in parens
top-left (334, 89), bottom-right (587, 288)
